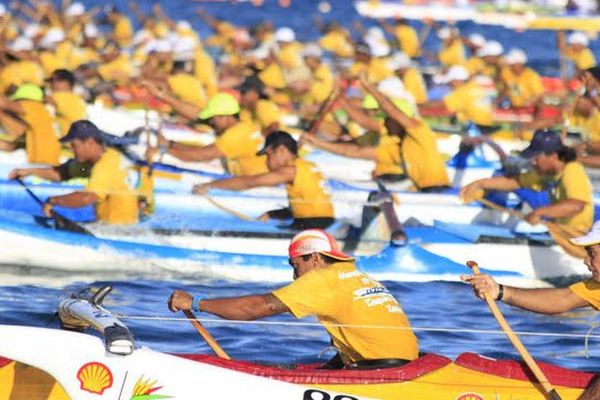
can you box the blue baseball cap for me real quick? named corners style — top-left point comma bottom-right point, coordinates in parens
top-left (60, 120), bottom-right (103, 143)
top-left (520, 130), bottom-right (564, 159)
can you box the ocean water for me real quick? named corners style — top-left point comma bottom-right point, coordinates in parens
top-left (1, 271), bottom-right (600, 372)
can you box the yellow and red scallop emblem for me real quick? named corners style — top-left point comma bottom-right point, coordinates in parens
top-left (455, 394), bottom-right (484, 400)
top-left (77, 362), bottom-right (113, 395)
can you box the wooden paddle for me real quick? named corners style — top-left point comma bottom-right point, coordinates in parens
top-left (183, 309), bottom-right (231, 359)
top-left (15, 178), bottom-right (95, 237)
top-left (469, 195), bottom-right (586, 259)
top-left (466, 261), bottom-right (562, 400)
top-left (306, 84), bottom-right (341, 136)
top-left (203, 194), bottom-right (258, 222)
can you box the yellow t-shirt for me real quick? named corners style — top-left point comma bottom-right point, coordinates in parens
top-left (570, 279), bottom-right (600, 310)
top-left (51, 91), bottom-right (87, 137)
top-left (86, 148), bottom-right (139, 225)
top-left (394, 25), bottom-right (420, 58)
top-left (403, 121), bottom-right (450, 189)
top-left (278, 42), bottom-right (303, 68)
top-left (39, 51), bottom-right (67, 77)
top-left (367, 58), bottom-right (393, 83)
top-left (0, 61), bottom-right (45, 93)
top-left (463, 57), bottom-right (486, 76)
top-left (573, 109), bottom-right (600, 142)
top-left (439, 39), bottom-right (466, 66)
top-left (518, 162), bottom-right (593, 232)
top-left (98, 54), bottom-right (133, 83)
top-left (113, 16), bottom-right (133, 47)
top-left (374, 135), bottom-right (404, 176)
top-left (20, 100), bottom-right (61, 165)
top-left (308, 63), bottom-right (334, 104)
top-left (319, 30), bottom-right (354, 58)
top-left (214, 121), bottom-right (268, 176)
top-left (500, 67), bottom-right (544, 107)
top-left (444, 81), bottom-right (494, 126)
top-left (240, 99), bottom-right (281, 131)
top-left (287, 158), bottom-right (334, 219)
top-left (565, 48), bottom-right (597, 70)
top-left (194, 49), bottom-right (218, 97)
top-left (273, 261), bottom-right (419, 364)
top-left (259, 62), bottom-right (286, 89)
top-left (402, 68), bottom-right (428, 105)
top-left (168, 73), bottom-right (207, 109)
top-left (68, 47), bottom-right (101, 70)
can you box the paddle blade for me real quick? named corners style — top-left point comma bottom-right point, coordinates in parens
top-left (51, 211), bottom-right (95, 236)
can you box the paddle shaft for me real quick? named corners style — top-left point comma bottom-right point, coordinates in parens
top-left (474, 196), bottom-right (586, 258)
top-left (306, 85), bottom-right (340, 136)
top-left (466, 261), bottom-right (561, 400)
top-left (183, 310), bottom-right (231, 359)
top-left (203, 194), bottom-right (257, 222)
top-left (15, 178), bottom-right (94, 236)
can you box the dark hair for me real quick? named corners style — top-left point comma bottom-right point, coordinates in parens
top-left (320, 254), bottom-right (340, 265)
top-left (556, 146), bottom-right (578, 162)
top-left (586, 66), bottom-right (600, 83)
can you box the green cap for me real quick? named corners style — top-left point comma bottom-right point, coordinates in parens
top-left (198, 92), bottom-right (241, 119)
top-left (10, 84), bottom-right (44, 102)
top-left (361, 95), bottom-right (416, 118)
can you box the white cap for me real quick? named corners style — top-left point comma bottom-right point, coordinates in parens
top-left (133, 29), bottom-right (154, 46)
top-left (275, 27), bottom-right (295, 43)
top-left (437, 26), bottom-right (456, 40)
top-left (84, 23), bottom-right (99, 38)
top-left (39, 27), bottom-right (65, 49)
top-left (301, 42), bottom-right (323, 58)
top-left (388, 52), bottom-right (412, 70)
top-left (24, 24), bottom-right (41, 39)
top-left (65, 2), bottom-right (85, 17)
top-left (442, 65), bottom-right (470, 82)
top-left (377, 77), bottom-right (407, 100)
top-left (173, 37), bottom-right (196, 62)
top-left (176, 20), bottom-right (192, 32)
top-left (147, 39), bottom-right (172, 54)
top-left (477, 40), bottom-right (504, 57)
top-left (569, 220), bottom-right (600, 247)
top-left (504, 48), bottom-right (527, 65)
top-left (0, 4), bottom-right (7, 16)
top-left (468, 33), bottom-right (486, 48)
top-left (365, 26), bottom-right (385, 41)
top-left (567, 31), bottom-right (589, 46)
top-left (9, 37), bottom-right (33, 52)
top-left (368, 42), bottom-right (390, 57)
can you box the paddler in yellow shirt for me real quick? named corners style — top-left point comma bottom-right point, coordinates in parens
top-left (169, 228), bottom-right (419, 368)
top-left (346, 43), bottom-right (393, 84)
top-left (167, 56), bottom-right (207, 110)
top-left (498, 49), bottom-right (545, 109)
top-left (37, 27), bottom-right (68, 77)
top-left (106, 6), bottom-right (133, 48)
top-left (388, 52), bottom-right (428, 105)
top-left (423, 65), bottom-right (494, 129)
top-left (39, 120), bottom-right (150, 225)
top-left (317, 21), bottom-right (354, 59)
top-left (559, 31), bottom-right (597, 76)
top-left (305, 76), bottom-right (450, 192)
top-left (297, 43), bottom-right (334, 107)
top-left (476, 40), bottom-right (504, 80)
top-left (45, 69), bottom-right (87, 138)
top-left (193, 131), bottom-right (335, 229)
top-left (97, 41), bottom-right (134, 84)
top-left (0, 37), bottom-right (45, 94)
top-left (0, 84), bottom-right (61, 165)
top-left (238, 75), bottom-right (281, 135)
top-left (145, 90), bottom-right (268, 176)
top-left (461, 33), bottom-right (487, 76)
top-left (437, 26), bottom-right (466, 67)
top-left (461, 129), bottom-right (593, 232)
top-left (380, 18), bottom-right (421, 58)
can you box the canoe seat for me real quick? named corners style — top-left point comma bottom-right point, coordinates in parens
top-left (176, 353), bottom-right (451, 384)
top-left (455, 352), bottom-right (595, 389)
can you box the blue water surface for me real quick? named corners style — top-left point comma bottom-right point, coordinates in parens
top-left (1, 277), bottom-right (600, 372)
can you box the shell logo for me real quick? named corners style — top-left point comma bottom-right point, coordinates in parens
top-left (455, 393), bottom-right (484, 400)
top-left (76, 362), bottom-right (113, 395)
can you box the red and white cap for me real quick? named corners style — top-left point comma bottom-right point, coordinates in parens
top-left (288, 229), bottom-right (354, 261)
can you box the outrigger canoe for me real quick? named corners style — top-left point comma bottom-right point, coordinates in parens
top-left (0, 291), bottom-right (594, 400)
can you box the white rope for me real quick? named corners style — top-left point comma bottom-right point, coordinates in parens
top-left (115, 313), bottom-right (600, 340)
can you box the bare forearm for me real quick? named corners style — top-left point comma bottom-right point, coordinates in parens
top-left (340, 100), bottom-right (380, 131)
top-left (535, 199), bottom-right (585, 220)
top-left (476, 176), bottom-right (521, 192)
top-left (206, 177), bottom-right (255, 191)
top-left (22, 168), bottom-right (62, 182)
top-left (162, 95), bottom-right (200, 121)
top-left (580, 155), bottom-right (600, 168)
top-left (168, 144), bottom-right (219, 162)
top-left (199, 294), bottom-right (287, 320)
top-left (48, 191), bottom-right (98, 208)
top-left (503, 287), bottom-right (585, 314)
top-left (312, 139), bottom-right (375, 160)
